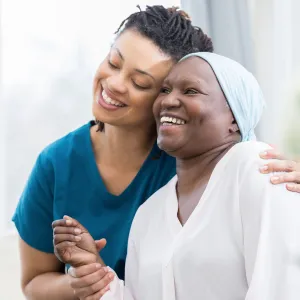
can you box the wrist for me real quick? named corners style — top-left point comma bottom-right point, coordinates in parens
top-left (96, 254), bottom-right (106, 266)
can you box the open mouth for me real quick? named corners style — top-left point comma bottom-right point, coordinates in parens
top-left (160, 116), bottom-right (186, 126)
top-left (101, 90), bottom-right (125, 107)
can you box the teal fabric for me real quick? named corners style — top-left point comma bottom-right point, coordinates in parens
top-left (12, 121), bottom-right (176, 279)
top-left (180, 52), bottom-right (265, 141)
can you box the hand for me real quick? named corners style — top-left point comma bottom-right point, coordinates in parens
top-left (52, 215), bottom-right (106, 267)
top-left (259, 148), bottom-right (300, 193)
top-left (68, 263), bottom-right (114, 300)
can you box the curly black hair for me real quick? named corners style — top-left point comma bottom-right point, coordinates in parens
top-left (117, 5), bottom-right (213, 61)
top-left (96, 5), bottom-right (213, 131)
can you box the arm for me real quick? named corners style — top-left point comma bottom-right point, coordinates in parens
top-left (20, 239), bottom-right (76, 300)
top-left (259, 148), bottom-right (300, 193)
top-left (101, 238), bottom-right (138, 300)
top-left (66, 218), bottom-right (141, 300)
top-left (240, 153), bottom-right (300, 299)
top-left (13, 152), bottom-right (76, 300)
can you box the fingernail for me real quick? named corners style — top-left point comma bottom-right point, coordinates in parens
top-left (271, 176), bottom-right (279, 183)
top-left (66, 220), bottom-right (72, 225)
top-left (95, 263), bottom-right (102, 269)
top-left (259, 165), bottom-right (268, 172)
top-left (74, 228), bottom-right (81, 235)
top-left (260, 151), bottom-right (268, 157)
top-left (287, 183), bottom-right (295, 189)
top-left (109, 273), bottom-right (114, 279)
top-left (74, 236), bottom-right (81, 241)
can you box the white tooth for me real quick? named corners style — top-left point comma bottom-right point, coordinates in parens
top-left (176, 120), bottom-right (181, 124)
top-left (172, 118), bottom-right (176, 124)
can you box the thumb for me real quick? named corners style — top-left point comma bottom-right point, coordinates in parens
top-left (95, 238), bottom-right (107, 252)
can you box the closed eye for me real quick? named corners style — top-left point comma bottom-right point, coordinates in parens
top-left (108, 61), bottom-right (119, 69)
top-left (132, 80), bottom-right (149, 90)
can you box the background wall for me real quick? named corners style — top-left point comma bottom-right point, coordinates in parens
top-left (1, 0), bottom-right (299, 299)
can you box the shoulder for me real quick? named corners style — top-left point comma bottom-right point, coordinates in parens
top-left (223, 141), bottom-right (272, 177)
top-left (39, 122), bottom-right (91, 164)
top-left (228, 141), bottom-right (271, 165)
top-left (131, 176), bottom-right (176, 232)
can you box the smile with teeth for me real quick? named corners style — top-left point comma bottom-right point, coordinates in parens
top-left (160, 116), bottom-right (186, 126)
top-left (102, 90), bottom-right (125, 107)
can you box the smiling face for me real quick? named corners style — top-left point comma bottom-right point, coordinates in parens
top-left (153, 56), bottom-right (241, 158)
top-left (92, 29), bottom-right (174, 129)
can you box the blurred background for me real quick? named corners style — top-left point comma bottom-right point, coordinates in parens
top-left (0, 0), bottom-right (299, 298)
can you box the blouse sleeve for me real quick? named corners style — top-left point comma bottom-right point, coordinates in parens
top-left (238, 147), bottom-right (300, 299)
top-left (102, 214), bottom-right (141, 300)
top-left (12, 151), bottom-right (55, 253)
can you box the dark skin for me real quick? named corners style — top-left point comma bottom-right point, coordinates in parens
top-left (153, 56), bottom-right (241, 224)
top-left (53, 56), bottom-right (300, 298)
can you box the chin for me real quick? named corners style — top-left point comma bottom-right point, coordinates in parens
top-left (157, 139), bottom-right (181, 156)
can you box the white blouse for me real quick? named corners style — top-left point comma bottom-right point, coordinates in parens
top-left (103, 141), bottom-right (300, 300)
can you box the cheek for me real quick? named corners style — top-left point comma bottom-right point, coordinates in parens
top-left (152, 96), bottom-right (162, 117)
top-left (94, 60), bottom-right (111, 84)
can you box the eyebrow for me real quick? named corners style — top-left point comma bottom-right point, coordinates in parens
top-left (164, 77), bottom-right (209, 94)
top-left (134, 68), bottom-right (155, 81)
top-left (114, 47), bottom-right (155, 81)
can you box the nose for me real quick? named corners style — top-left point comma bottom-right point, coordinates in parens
top-left (160, 92), bottom-right (181, 110)
top-left (106, 73), bottom-right (127, 95)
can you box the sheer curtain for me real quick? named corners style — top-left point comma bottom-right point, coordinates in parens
top-left (181, 0), bottom-right (300, 155)
top-left (0, 0), bottom-right (179, 238)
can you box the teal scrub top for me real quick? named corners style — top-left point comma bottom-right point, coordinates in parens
top-left (12, 121), bottom-right (176, 279)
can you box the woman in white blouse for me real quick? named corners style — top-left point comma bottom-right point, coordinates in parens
top-left (54, 52), bottom-right (300, 300)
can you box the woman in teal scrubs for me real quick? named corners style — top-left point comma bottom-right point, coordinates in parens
top-left (12, 5), bottom-right (300, 300)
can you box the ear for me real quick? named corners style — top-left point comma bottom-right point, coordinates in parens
top-left (229, 118), bottom-right (239, 134)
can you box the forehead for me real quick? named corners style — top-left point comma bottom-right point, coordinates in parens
top-left (113, 30), bottom-right (174, 75)
top-left (165, 56), bottom-right (218, 85)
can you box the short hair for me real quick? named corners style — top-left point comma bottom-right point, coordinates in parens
top-left (116, 5), bottom-right (213, 61)
top-left (96, 5), bottom-right (213, 131)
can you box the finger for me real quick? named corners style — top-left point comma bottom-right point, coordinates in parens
top-left (74, 272), bottom-right (114, 299)
top-left (53, 233), bottom-right (81, 245)
top-left (98, 285), bottom-right (111, 299)
top-left (259, 148), bottom-right (285, 160)
top-left (68, 263), bottom-right (102, 278)
top-left (63, 215), bottom-right (89, 233)
top-left (52, 219), bottom-right (74, 229)
top-left (286, 183), bottom-right (300, 193)
top-left (95, 239), bottom-right (107, 252)
top-left (86, 285), bottom-right (110, 300)
top-left (259, 160), bottom-right (297, 174)
top-left (70, 267), bottom-right (108, 288)
top-left (270, 172), bottom-right (300, 185)
top-left (53, 226), bottom-right (82, 235)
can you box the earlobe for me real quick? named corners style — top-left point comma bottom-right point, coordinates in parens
top-left (229, 119), bottom-right (239, 133)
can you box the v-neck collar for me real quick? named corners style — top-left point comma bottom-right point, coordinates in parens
top-left (85, 121), bottom-right (161, 200)
top-left (165, 147), bottom-right (234, 239)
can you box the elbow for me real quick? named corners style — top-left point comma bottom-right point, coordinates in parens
top-left (21, 276), bottom-right (35, 300)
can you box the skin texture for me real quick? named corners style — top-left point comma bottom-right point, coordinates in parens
top-left (19, 29), bottom-right (174, 300)
top-left (153, 57), bottom-right (241, 224)
top-left (53, 57), bottom-right (300, 299)
top-left (20, 27), bottom-right (300, 300)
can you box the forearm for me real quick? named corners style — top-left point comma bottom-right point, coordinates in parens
top-left (24, 272), bottom-right (77, 300)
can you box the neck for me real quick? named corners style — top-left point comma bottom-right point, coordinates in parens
top-left (176, 142), bottom-right (237, 194)
top-left (91, 122), bottom-right (157, 170)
